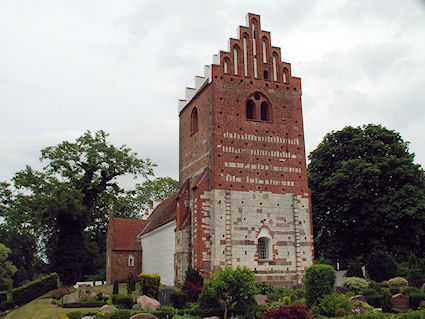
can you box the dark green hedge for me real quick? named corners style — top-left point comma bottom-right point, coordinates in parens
top-left (12, 273), bottom-right (59, 305)
top-left (111, 294), bottom-right (133, 309)
top-left (61, 300), bottom-right (106, 308)
top-left (407, 293), bottom-right (425, 310)
top-left (0, 291), bottom-right (7, 302)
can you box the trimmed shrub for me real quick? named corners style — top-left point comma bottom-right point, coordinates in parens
top-left (312, 293), bottom-right (352, 317)
top-left (113, 280), bottom-right (119, 295)
top-left (61, 300), bottom-right (105, 308)
top-left (111, 294), bottom-right (133, 309)
top-left (402, 286), bottom-right (422, 295)
top-left (0, 300), bottom-right (15, 311)
top-left (361, 287), bottom-right (383, 308)
top-left (347, 258), bottom-right (364, 278)
top-left (390, 287), bottom-right (400, 295)
top-left (389, 277), bottom-right (409, 287)
top-left (170, 291), bottom-right (187, 309)
top-left (137, 273), bottom-right (161, 299)
top-left (366, 251), bottom-right (397, 282)
top-left (66, 312), bottom-right (82, 319)
top-left (381, 289), bottom-right (392, 313)
top-left (105, 309), bottom-right (131, 319)
top-left (408, 293), bottom-right (425, 310)
top-left (283, 296), bottom-right (292, 305)
top-left (342, 277), bottom-right (369, 293)
top-left (12, 272), bottom-right (59, 305)
top-left (127, 273), bottom-right (136, 295)
top-left (0, 291), bottom-right (7, 302)
top-left (305, 264), bottom-right (335, 309)
top-left (263, 304), bottom-right (311, 319)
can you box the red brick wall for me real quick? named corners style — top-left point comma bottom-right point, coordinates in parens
top-left (109, 250), bottom-right (142, 283)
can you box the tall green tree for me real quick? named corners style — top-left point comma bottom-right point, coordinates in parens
top-left (200, 266), bottom-right (257, 319)
top-left (0, 243), bottom-right (17, 291)
top-left (133, 177), bottom-right (179, 211)
top-left (1, 130), bottom-right (155, 284)
top-left (308, 124), bottom-right (425, 263)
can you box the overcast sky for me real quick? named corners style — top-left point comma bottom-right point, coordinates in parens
top-left (1, 0), bottom-right (425, 188)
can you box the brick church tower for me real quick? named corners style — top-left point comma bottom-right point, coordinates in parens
top-left (175, 13), bottom-right (313, 286)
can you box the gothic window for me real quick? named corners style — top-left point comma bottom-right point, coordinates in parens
top-left (233, 46), bottom-right (239, 75)
top-left (246, 100), bottom-right (255, 120)
top-left (224, 59), bottom-right (229, 74)
top-left (128, 255), bottom-right (134, 267)
top-left (273, 54), bottom-right (278, 81)
top-left (245, 92), bottom-right (272, 123)
top-left (258, 237), bottom-right (270, 260)
top-left (261, 102), bottom-right (271, 121)
top-left (191, 108), bottom-right (198, 134)
top-left (283, 68), bottom-right (288, 83)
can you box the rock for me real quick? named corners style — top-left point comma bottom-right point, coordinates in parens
top-left (102, 293), bottom-right (110, 299)
top-left (99, 305), bottom-right (117, 313)
top-left (255, 294), bottom-right (268, 306)
top-left (421, 283), bottom-right (425, 293)
top-left (136, 295), bottom-right (161, 311)
top-left (350, 295), bottom-right (367, 303)
top-left (130, 314), bottom-right (158, 319)
top-left (82, 317), bottom-right (94, 319)
top-left (62, 291), bottom-right (80, 304)
top-left (203, 317), bottom-right (220, 319)
top-left (393, 294), bottom-right (409, 310)
top-left (158, 288), bottom-right (174, 306)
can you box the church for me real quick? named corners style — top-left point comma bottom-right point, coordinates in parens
top-left (107, 13), bottom-right (314, 287)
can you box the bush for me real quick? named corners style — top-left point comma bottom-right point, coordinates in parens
top-left (381, 289), bottom-right (392, 313)
top-left (61, 300), bottom-right (106, 308)
top-left (171, 291), bottom-right (187, 309)
top-left (283, 296), bottom-right (291, 305)
top-left (66, 312), bottom-right (82, 319)
top-left (113, 280), bottom-right (119, 295)
top-left (366, 251), bottom-right (397, 282)
top-left (389, 277), bottom-right (409, 287)
top-left (403, 286), bottom-right (423, 295)
top-left (127, 273), bottom-right (136, 295)
top-left (137, 273), bottom-right (161, 299)
top-left (0, 291), bottom-right (7, 302)
top-left (49, 287), bottom-right (72, 300)
top-left (263, 304), bottom-right (311, 319)
top-left (342, 277), bottom-right (369, 293)
top-left (256, 282), bottom-right (275, 295)
top-left (12, 272), bottom-right (59, 305)
top-left (390, 287), bottom-right (400, 295)
top-left (361, 287), bottom-right (383, 308)
top-left (408, 293), bottom-right (425, 310)
top-left (111, 294), bottom-right (133, 309)
top-left (305, 264), bottom-right (335, 309)
top-left (105, 309), bottom-right (131, 319)
top-left (0, 300), bottom-right (15, 311)
top-left (312, 293), bottom-right (352, 317)
top-left (347, 258), bottom-right (364, 278)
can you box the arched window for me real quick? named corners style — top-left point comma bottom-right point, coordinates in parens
top-left (233, 46), bottom-right (239, 75)
top-left (246, 100), bottom-right (255, 120)
top-left (283, 68), bottom-right (288, 83)
top-left (128, 255), bottom-right (134, 267)
top-left (258, 237), bottom-right (270, 260)
top-left (190, 108), bottom-right (198, 134)
top-left (262, 38), bottom-right (268, 64)
top-left (261, 102), bottom-right (271, 121)
top-left (224, 59), bottom-right (229, 74)
top-left (272, 54), bottom-right (278, 81)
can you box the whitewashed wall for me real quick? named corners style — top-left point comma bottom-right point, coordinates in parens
top-left (141, 220), bottom-right (176, 286)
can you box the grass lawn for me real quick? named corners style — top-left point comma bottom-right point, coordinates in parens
top-left (5, 283), bottom-right (128, 319)
top-left (5, 298), bottom-right (100, 319)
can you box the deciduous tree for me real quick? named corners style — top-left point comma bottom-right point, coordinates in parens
top-left (308, 124), bottom-right (425, 263)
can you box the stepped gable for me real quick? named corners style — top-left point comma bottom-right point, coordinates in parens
top-left (178, 13), bottom-right (297, 114)
top-left (110, 217), bottom-right (148, 250)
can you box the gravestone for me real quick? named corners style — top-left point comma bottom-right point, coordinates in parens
top-left (350, 295), bottom-right (367, 303)
top-left (158, 288), bottom-right (174, 306)
top-left (393, 294), bottom-right (409, 310)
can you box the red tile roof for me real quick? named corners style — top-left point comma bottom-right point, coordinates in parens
top-left (110, 217), bottom-right (148, 251)
top-left (140, 192), bottom-right (177, 236)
